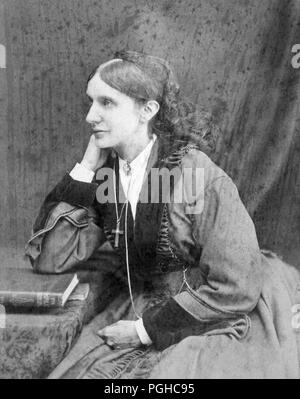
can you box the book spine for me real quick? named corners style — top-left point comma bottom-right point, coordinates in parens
top-left (0, 292), bottom-right (63, 307)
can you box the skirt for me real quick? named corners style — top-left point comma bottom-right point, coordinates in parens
top-left (48, 251), bottom-right (300, 379)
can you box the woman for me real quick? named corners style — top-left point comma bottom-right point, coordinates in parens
top-left (25, 50), bottom-right (300, 378)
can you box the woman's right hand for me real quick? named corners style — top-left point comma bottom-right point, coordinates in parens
top-left (81, 135), bottom-right (111, 172)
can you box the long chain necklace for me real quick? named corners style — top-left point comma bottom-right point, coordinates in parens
top-left (113, 160), bottom-right (141, 319)
top-left (111, 161), bottom-right (131, 248)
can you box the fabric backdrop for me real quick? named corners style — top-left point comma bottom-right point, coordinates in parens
top-left (0, 0), bottom-right (299, 268)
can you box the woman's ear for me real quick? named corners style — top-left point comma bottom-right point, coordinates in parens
top-left (140, 100), bottom-right (160, 123)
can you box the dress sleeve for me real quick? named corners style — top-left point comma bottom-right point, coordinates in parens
top-left (25, 171), bottom-right (106, 274)
top-left (142, 172), bottom-right (263, 350)
top-left (32, 172), bottom-right (99, 234)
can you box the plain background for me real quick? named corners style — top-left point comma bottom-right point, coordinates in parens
top-left (0, 0), bottom-right (299, 268)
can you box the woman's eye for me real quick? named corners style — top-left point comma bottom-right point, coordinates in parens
top-left (102, 98), bottom-right (113, 107)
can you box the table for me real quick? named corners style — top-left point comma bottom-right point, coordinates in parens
top-left (0, 271), bottom-right (118, 379)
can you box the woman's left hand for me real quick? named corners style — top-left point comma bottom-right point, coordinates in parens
top-left (97, 320), bottom-right (142, 349)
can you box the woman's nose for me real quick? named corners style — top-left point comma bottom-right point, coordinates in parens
top-left (86, 103), bottom-right (102, 125)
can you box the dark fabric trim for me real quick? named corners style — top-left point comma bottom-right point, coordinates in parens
top-left (142, 298), bottom-right (208, 351)
top-left (57, 174), bottom-right (98, 208)
top-left (33, 173), bottom-right (98, 233)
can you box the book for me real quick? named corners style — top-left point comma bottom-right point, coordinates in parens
top-left (68, 283), bottom-right (90, 301)
top-left (0, 267), bottom-right (79, 307)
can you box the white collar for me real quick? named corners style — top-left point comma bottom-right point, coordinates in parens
top-left (118, 134), bottom-right (157, 172)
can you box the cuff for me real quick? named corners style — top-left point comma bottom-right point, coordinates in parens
top-left (142, 298), bottom-right (207, 351)
top-left (69, 163), bottom-right (95, 183)
top-left (135, 318), bottom-right (153, 346)
top-left (57, 173), bottom-right (98, 208)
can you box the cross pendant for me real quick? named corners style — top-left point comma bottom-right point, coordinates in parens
top-left (112, 223), bottom-right (124, 248)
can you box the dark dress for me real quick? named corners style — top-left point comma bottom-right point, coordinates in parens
top-left (25, 138), bottom-right (300, 378)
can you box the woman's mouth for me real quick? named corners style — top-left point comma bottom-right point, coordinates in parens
top-left (93, 130), bottom-right (109, 138)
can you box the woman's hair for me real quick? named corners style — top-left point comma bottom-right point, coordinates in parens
top-left (87, 50), bottom-right (220, 155)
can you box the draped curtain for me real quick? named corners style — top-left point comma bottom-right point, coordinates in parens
top-left (0, 0), bottom-right (299, 267)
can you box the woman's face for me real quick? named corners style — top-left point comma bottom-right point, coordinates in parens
top-left (86, 73), bottom-right (143, 150)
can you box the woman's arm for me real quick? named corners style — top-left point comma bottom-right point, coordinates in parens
top-left (25, 169), bottom-right (107, 274)
top-left (25, 137), bottom-right (112, 274)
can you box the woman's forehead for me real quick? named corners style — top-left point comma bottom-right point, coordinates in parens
top-left (86, 73), bottom-right (127, 101)
top-left (86, 59), bottom-right (123, 97)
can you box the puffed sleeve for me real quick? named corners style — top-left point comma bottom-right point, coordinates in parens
top-left (142, 151), bottom-right (263, 350)
top-left (25, 173), bottom-right (106, 274)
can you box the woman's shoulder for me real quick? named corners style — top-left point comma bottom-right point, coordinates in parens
top-left (179, 147), bottom-right (230, 187)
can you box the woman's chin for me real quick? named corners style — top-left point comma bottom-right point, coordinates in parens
top-left (94, 136), bottom-right (111, 148)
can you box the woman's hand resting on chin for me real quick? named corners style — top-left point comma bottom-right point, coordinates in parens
top-left (81, 134), bottom-right (111, 172)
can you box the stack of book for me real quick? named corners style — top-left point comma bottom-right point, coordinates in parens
top-left (0, 267), bottom-right (89, 308)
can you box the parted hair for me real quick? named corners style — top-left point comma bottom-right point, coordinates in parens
top-left (88, 50), bottom-right (221, 155)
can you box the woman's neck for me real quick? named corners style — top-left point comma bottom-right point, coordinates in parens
top-left (116, 128), bottom-right (153, 163)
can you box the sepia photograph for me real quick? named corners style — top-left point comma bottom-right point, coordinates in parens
top-left (0, 0), bottom-right (299, 382)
